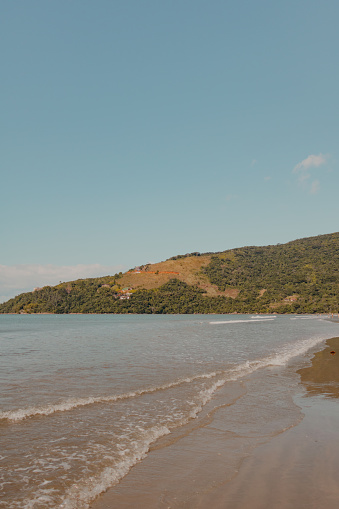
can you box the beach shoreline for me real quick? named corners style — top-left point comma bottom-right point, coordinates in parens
top-left (91, 337), bottom-right (339, 509)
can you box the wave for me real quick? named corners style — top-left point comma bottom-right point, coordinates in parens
top-left (56, 334), bottom-right (328, 509)
top-left (290, 316), bottom-right (319, 320)
top-left (228, 334), bottom-right (327, 378)
top-left (29, 425), bottom-right (171, 509)
top-left (0, 371), bottom-right (221, 423)
top-left (8, 334), bottom-right (329, 509)
top-left (209, 318), bottom-right (275, 324)
top-left (1, 333), bottom-right (327, 424)
top-left (251, 315), bottom-right (276, 318)
top-left (57, 383), bottom-right (235, 509)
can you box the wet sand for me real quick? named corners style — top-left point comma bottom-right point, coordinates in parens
top-left (91, 337), bottom-right (339, 509)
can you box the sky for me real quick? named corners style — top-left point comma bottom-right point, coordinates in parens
top-left (1, 0), bottom-right (339, 302)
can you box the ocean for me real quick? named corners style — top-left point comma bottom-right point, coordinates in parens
top-left (0, 314), bottom-right (337, 508)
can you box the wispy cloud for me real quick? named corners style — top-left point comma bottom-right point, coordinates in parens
top-left (310, 179), bottom-right (320, 195)
top-left (293, 153), bottom-right (327, 173)
top-left (293, 153), bottom-right (328, 194)
top-left (0, 263), bottom-right (126, 303)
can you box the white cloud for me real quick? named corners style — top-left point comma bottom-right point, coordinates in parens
top-left (310, 180), bottom-right (320, 195)
top-left (293, 153), bottom-right (328, 194)
top-left (0, 263), bottom-right (126, 303)
top-left (298, 172), bottom-right (311, 183)
top-left (293, 153), bottom-right (327, 173)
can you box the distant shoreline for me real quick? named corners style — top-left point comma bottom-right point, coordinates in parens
top-left (2, 233), bottom-right (339, 315)
top-left (2, 312), bottom-right (339, 318)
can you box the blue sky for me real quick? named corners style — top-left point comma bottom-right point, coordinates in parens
top-left (1, 0), bottom-right (338, 301)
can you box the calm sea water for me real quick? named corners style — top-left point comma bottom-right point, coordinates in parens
top-left (0, 314), bottom-right (337, 508)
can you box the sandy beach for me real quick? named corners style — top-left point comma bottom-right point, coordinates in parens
top-left (91, 337), bottom-right (339, 509)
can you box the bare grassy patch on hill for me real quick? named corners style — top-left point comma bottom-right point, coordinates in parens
top-left (119, 256), bottom-right (239, 297)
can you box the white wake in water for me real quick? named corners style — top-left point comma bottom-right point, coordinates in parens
top-left (209, 318), bottom-right (275, 324)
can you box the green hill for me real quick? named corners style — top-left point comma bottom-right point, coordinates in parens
top-left (1, 232), bottom-right (339, 314)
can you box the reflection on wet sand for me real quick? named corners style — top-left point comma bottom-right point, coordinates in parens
top-left (298, 337), bottom-right (339, 398)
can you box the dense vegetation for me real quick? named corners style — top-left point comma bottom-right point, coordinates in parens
top-left (0, 279), bottom-right (223, 314)
top-left (1, 233), bottom-right (339, 314)
top-left (202, 232), bottom-right (339, 313)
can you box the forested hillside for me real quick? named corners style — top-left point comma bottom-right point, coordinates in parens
top-left (1, 232), bottom-right (339, 314)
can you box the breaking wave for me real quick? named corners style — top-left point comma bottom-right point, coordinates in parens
top-left (0, 371), bottom-right (220, 423)
top-left (1, 333), bottom-right (326, 424)
top-left (209, 318), bottom-right (275, 324)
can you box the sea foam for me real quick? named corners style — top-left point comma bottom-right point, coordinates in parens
top-left (1, 332), bottom-right (327, 423)
top-left (209, 318), bottom-right (275, 324)
top-left (0, 371), bottom-right (221, 422)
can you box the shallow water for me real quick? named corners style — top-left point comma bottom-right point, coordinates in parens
top-left (0, 314), bottom-right (337, 508)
